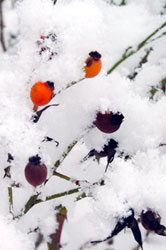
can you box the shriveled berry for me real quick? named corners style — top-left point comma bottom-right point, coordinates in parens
top-left (140, 209), bottom-right (161, 232)
top-left (94, 111), bottom-right (124, 133)
top-left (37, 33), bottom-right (58, 60)
top-left (82, 139), bottom-right (118, 172)
top-left (25, 155), bottom-right (47, 186)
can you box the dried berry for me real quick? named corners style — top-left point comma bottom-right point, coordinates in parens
top-left (82, 139), bottom-right (118, 172)
top-left (37, 33), bottom-right (58, 60)
top-left (141, 209), bottom-right (166, 236)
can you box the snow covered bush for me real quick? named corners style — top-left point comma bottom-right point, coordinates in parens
top-left (1, 0), bottom-right (166, 249)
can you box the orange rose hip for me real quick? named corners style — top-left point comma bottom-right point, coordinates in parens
top-left (84, 51), bottom-right (102, 78)
top-left (30, 81), bottom-right (54, 111)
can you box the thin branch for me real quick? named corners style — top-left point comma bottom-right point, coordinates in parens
top-left (53, 170), bottom-right (90, 187)
top-left (52, 78), bottom-right (85, 99)
top-left (24, 193), bottom-right (42, 214)
top-left (22, 188), bottom-right (80, 216)
top-left (0, 0), bottom-right (6, 52)
top-left (147, 31), bottom-right (166, 44)
top-left (120, 0), bottom-right (126, 6)
top-left (54, 140), bottom-right (78, 170)
top-left (46, 188), bottom-right (80, 201)
top-left (35, 231), bottom-right (44, 249)
top-left (52, 0), bottom-right (57, 5)
top-left (128, 47), bottom-right (153, 80)
top-left (32, 104), bottom-right (59, 123)
top-left (48, 205), bottom-right (67, 250)
top-left (107, 21), bottom-right (166, 75)
top-left (53, 171), bottom-right (71, 182)
top-left (8, 187), bottom-right (13, 214)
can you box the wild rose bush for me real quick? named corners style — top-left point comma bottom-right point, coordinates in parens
top-left (0, 0), bottom-right (166, 249)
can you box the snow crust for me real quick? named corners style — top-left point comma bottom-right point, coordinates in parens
top-left (1, 0), bottom-right (166, 249)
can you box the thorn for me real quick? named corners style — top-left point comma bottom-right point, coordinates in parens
top-left (32, 104), bottom-right (59, 123)
top-left (42, 136), bottom-right (59, 146)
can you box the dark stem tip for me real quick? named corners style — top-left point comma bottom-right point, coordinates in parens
top-left (29, 155), bottom-right (41, 165)
top-left (111, 112), bottom-right (124, 126)
top-left (89, 51), bottom-right (101, 60)
top-left (46, 81), bottom-right (54, 90)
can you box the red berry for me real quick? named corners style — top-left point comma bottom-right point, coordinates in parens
top-left (25, 155), bottom-right (47, 186)
top-left (94, 111), bottom-right (124, 133)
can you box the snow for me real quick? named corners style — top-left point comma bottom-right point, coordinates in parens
top-left (1, 0), bottom-right (166, 249)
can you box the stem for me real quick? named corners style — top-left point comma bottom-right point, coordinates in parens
top-left (128, 47), bottom-right (152, 80)
top-left (53, 170), bottom-right (90, 187)
top-left (20, 177), bottom-right (104, 217)
top-left (48, 205), bottom-right (67, 250)
top-left (23, 188), bottom-right (80, 216)
top-left (107, 21), bottom-right (166, 75)
top-left (107, 50), bottom-right (133, 74)
top-left (53, 78), bottom-right (85, 98)
top-left (146, 31), bottom-right (166, 45)
top-left (0, 0), bottom-right (6, 52)
top-left (24, 193), bottom-right (42, 214)
top-left (8, 187), bottom-right (13, 213)
top-left (46, 188), bottom-right (80, 201)
top-left (137, 22), bottom-right (166, 50)
top-left (53, 0), bottom-right (57, 5)
top-left (32, 104), bottom-right (59, 123)
top-left (54, 140), bottom-right (78, 169)
top-left (120, 0), bottom-right (126, 6)
top-left (53, 171), bottom-right (71, 182)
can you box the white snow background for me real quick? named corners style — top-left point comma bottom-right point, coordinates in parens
top-left (0, 0), bottom-right (166, 249)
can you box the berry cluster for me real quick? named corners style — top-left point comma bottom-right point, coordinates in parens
top-left (25, 44), bottom-right (166, 250)
top-left (25, 49), bottom-right (103, 186)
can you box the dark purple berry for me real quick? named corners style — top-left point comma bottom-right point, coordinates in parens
top-left (94, 111), bottom-right (124, 133)
top-left (25, 155), bottom-right (47, 186)
top-left (141, 210), bottom-right (161, 231)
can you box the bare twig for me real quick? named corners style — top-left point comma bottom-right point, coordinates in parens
top-left (0, 0), bottom-right (6, 52)
top-left (48, 205), bottom-right (67, 250)
top-left (107, 22), bottom-right (166, 75)
top-left (22, 188), bottom-right (80, 216)
top-left (52, 0), bottom-right (57, 5)
top-left (128, 47), bottom-right (153, 80)
top-left (53, 170), bottom-right (90, 187)
top-left (32, 104), bottom-right (59, 123)
top-left (35, 230), bottom-right (44, 249)
top-left (120, 0), bottom-right (126, 6)
top-left (54, 140), bottom-right (78, 170)
top-left (8, 187), bottom-right (13, 214)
